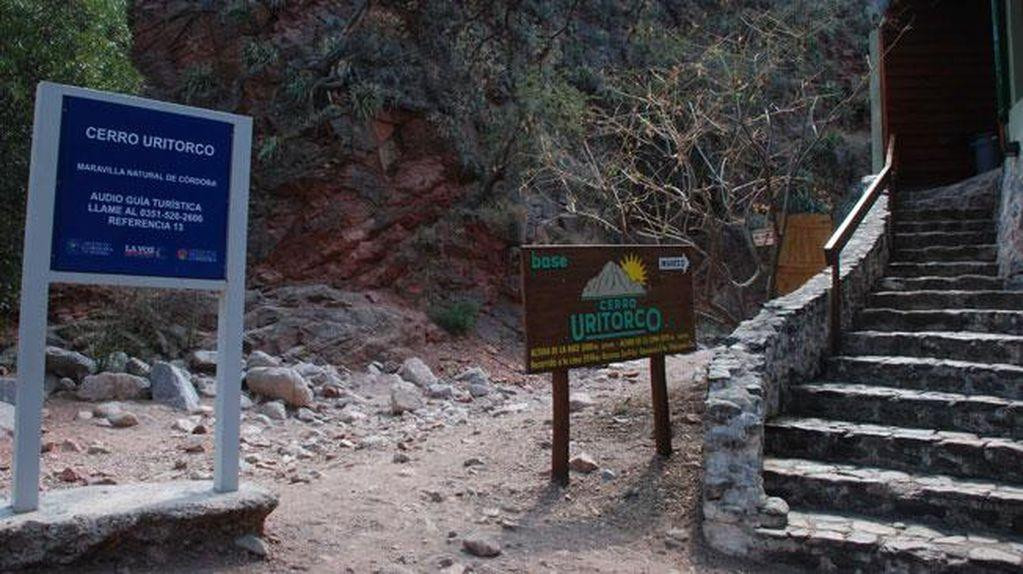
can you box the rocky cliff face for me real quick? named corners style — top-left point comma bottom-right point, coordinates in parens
top-left (129, 0), bottom-right (520, 306)
top-left (127, 0), bottom-right (872, 327)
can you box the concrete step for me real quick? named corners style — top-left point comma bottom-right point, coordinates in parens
top-left (756, 509), bottom-right (1023, 573)
top-left (894, 219), bottom-right (995, 234)
top-left (764, 458), bottom-right (1023, 535)
top-left (856, 308), bottom-right (1023, 334)
top-left (898, 199), bottom-right (997, 214)
top-left (826, 355), bottom-right (1023, 401)
top-left (894, 208), bottom-right (994, 222)
top-left (878, 275), bottom-right (1004, 291)
top-left (868, 290), bottom-right (1023, 311)
top-left (892, 244), bottom-right (997, 263)
top-left (886, 262), bottom-right (999, 278)
top-left (786, 382), bottom-right (1023, 439)
top-left (898, 188), bottom-right (998, 212)
top-left (764, 417), bottom-right (1023, 483)
top-left (843, 330), bottom-right (1023, 364)
top-left (894, 230), bottom-right (997, 249)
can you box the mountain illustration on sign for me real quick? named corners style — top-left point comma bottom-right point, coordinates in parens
top-left (581, 260), bottom-right (646, 299)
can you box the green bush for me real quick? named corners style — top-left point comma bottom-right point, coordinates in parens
top-left (428, 300), bottom-right (480, 336)
top-left (0, 0), bottom-right (140, 321)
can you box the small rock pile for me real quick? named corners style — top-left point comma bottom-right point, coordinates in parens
top-left (0, 343), bottom-right (526, 454)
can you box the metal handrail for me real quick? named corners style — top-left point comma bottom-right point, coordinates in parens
top-left (823, 136), bottom-right (896, 351)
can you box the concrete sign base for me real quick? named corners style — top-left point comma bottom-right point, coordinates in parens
top-left (0, 481), bottom-right (277, 570)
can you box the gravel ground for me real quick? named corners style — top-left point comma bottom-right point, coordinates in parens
top-left (1, 351), bottom-right (790, 573)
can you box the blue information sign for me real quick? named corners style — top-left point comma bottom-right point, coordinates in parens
top-left (50, 95), bottom-right (234, 280)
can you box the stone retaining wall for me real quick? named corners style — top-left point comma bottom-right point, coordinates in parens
top-left (998, 156), bottom-right (1023, 289)
top-left (701, 195), bottom-right (891, 557)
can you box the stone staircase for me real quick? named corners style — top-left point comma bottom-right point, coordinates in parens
top-left (758, 183), bottom-right (1023, 571)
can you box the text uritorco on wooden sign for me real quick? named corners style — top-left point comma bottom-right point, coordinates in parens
top-left (521, 245), bottom-right (696, 374)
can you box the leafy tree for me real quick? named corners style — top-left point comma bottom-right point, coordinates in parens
top-left (0, 0), bottom-right (140, 323)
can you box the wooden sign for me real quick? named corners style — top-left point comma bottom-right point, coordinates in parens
top-left (520, 245), bottom-right (696, 485)
top-left (521, 245), bottom-right (696, 373)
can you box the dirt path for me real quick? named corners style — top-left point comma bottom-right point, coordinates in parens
top-left (4, 353), bottom-right (783, 573)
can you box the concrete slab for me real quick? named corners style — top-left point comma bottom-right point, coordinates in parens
top-left (0, 480), bottom-right (277, 570)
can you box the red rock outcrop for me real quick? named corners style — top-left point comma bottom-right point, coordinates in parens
top-left (129, 1), bottom-right (515, 305)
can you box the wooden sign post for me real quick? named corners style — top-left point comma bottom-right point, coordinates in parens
top-left (521, 245), bottom-right (695, 485)
top-left (650, 354), bottom-right (672, 456)
top-left (551, 369), bottom-right (570, 485)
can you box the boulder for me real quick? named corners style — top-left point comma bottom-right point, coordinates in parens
top-left (390, 381), bottom-right (424, 415)
top-left (456, 367), bottom-right (492, 397)
top-left (188, 350), bottom-right (218, 374)
top-left (338, 405), bottom-right (367, 423)
top-left (568, 392), bottom-right (595, 413)
top-left (77, 373), bottom-right (150, 401)
top-left (93, 402), bottom-right (124, 418)
top-left (86, 442), bottom-right (111, 455)
top-left (245, 367), bottom-right (313, 407)
top-left (150, 362), bottom-right (201, 412)
top-left (462, 532), bottom-right (502, 557)
top-left (54, 377), bottom-right (75, 394)
top-left (45, 347), bottom-right (96, 381)
top-left (397, 357), bottom-right (437, 388)
top-left (0, 346), bottom-right (15, 372)
top-left (193, 376), bottom-right (217, 398)
top-left (43, 374), bottom-right (63, 396)
top-left (758, 496), bottom-right (789, 529)
top-left (303, 363), bottom-right (347, 387)
top-left (468, 382), bottom-right (491, 398)
top-left (258, 400), bottom-right (287, 421)
top-left (108, 411), bottom-right (139, 428)
top-left (0, 402), bottom-right (13, 437)
top-left (60, 439), bottom-right (83, 453)
top-left (246, 351), bottom-right (280, 370)
top-left (569, 452), bottom-right (599, 473)
top-left (664, 528), bottom-right (689, 548)
top-left (0, 377), bottom-right (14, 405)
top-left (426, 383), bottom-right (454, 399)
top-left (125, 357), bottom-right (151, 377)
top-left (104, 352), bottom-right (129, 374)
top-left (320, 384), bottom-right (343, 398)
top-left (292, 362), bottom-right (322, 379)
top-left (455, 367), bottom-right (490, 386)
top-left (234, 534), bottom-right (270, 558)
top-left (172, 418), bottom-right (198, 433)
top-left (57, 467), bottom-right (82, 483)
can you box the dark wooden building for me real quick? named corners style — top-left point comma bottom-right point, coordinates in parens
top-left (875, 0), bottom-right (1023, 188)
top-left (878, 0), bottom-right (1000, 187)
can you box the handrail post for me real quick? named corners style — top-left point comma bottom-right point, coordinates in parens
top-left (829, 252), bottom-right (841, 353)
top-left (823, 136), bottom-right (894, 355)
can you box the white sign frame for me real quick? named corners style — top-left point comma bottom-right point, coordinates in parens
top-left (11, 82), bottom-right (252, 512)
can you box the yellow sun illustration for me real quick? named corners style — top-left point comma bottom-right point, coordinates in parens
top-left (619, 254), bottom-right (647, 285)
